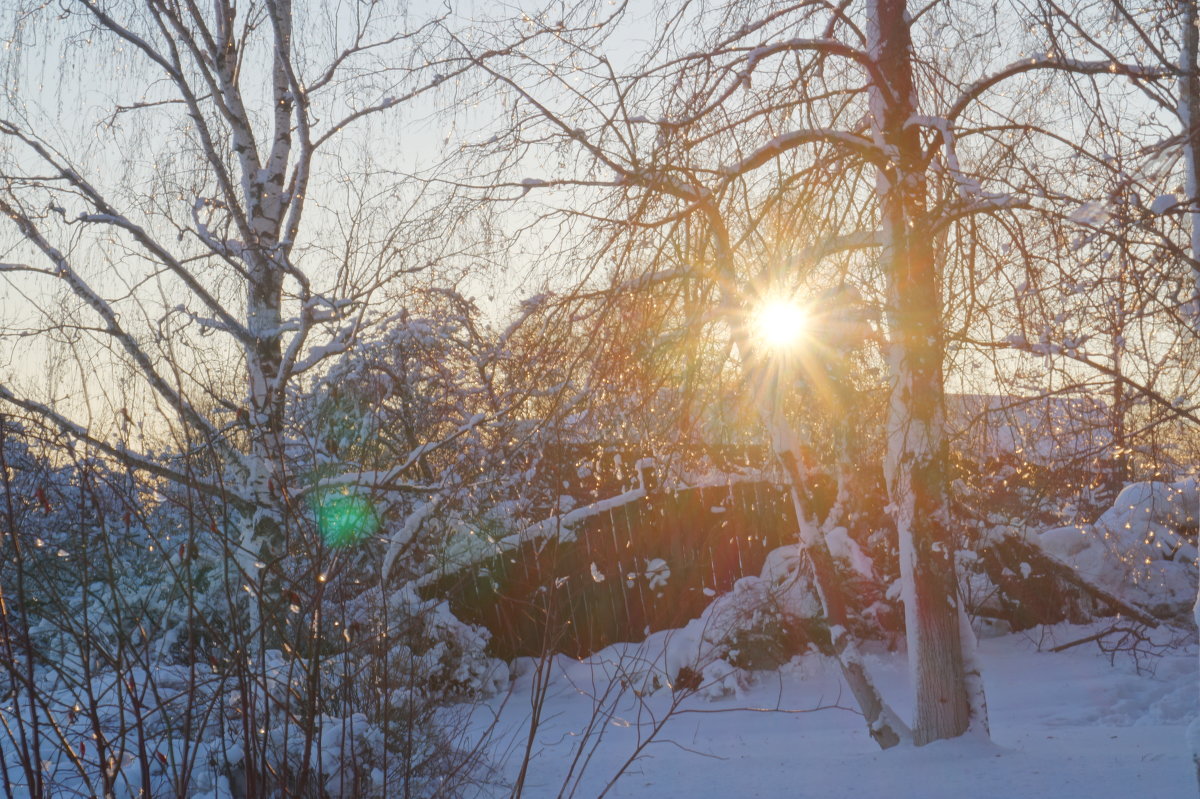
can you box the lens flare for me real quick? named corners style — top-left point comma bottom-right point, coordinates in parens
top-left (753, 298), bottom-right (808, 351)
top-left (314, 491), bottom-right (379, 548)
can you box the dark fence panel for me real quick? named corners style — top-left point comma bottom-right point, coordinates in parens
top-left (429, 481), bottom-right (798, 659)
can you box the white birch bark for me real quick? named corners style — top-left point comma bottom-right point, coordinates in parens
top-left (764, 405), bottom-right (912, 749)
top-left (706, 231), bottom-right (910, 748)
top-left (1178, 0), bottom-right (1200, 785)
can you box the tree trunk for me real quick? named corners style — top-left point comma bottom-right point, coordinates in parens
top-left (1177, 0), bottom-right (1200, 785)
top-left (713, 230), bottom-right (910, 748)
top-left (867, 0), bottom-right (976, 745)
top-left (228, 0), bottom-right (295, 637)
top-left (770, 422), bottom-right (909, 750)
top-left (1181, 0), bottom-right (1200, 306)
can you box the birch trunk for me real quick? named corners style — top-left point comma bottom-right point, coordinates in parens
top-left (768, 411), bottom-right (910, 749)
top-left (707, 228), bottom-right (909, 748)
top-left (1181, 0), bottom-right (1200, 300)
top-left (1177, 0), bottom-right (1200, 785)
top-left (213, 0), bottom-right (296, 632)
top-left (867, 0), bottom-right (976, 744)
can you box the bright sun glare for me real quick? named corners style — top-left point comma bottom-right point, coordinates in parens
top-left (754, 298), bottom-right (808, 350)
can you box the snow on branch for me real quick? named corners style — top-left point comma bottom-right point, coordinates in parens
top-left (415, 484), bottom-right (649, 590)
top-left (0, 123), bottom-right (255, 346)
top-left (724, 129), bottom-right (890, 176)
top-left (307, 413), bottom-right (490, 499)
top-left (0, 381), bottom-right (245, 508)
top-left (382, 499), bottom-right (439, 579)
top-left (908, 115), bottom-right (979, 198)
top-left (948, 56), bottom-right (1171, 122)
top-left (281, 320), bottom-right (359, 382)
top-left (781, 229), bottom-right (883, 269)
top-left (612, 267), bottom-right (689, 293)
top-left (0, 197), bottom-right (230, 452)
top-left (733, 37), bottom-right (886, 90)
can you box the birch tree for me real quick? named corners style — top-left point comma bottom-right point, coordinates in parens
top-left (0, 0), bottom-right (571, 629)
top-left (0, 2), bottom-right (580, 794)
top-left (1174, 0), bottom-right (1200, 783)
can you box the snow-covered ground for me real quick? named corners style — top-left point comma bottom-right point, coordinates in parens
top-left (469, 624), bottom-right (1197, 798)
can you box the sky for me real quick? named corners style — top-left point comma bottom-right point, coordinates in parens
top-left (0, 0), bottom-right (1194, 441)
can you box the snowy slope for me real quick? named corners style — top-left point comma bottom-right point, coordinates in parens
top-left (469, 624), bottom-right (1196, 798)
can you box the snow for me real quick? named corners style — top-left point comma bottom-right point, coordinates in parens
top-left (463, 624), bottom-right (1196, 798)
top-left (1151, 193), bottom-right (1179, 214)
top-left (1034, 479), bottom-right (1199, 613)
top-left (382, 498), bottom-right (438, 577)
top-left (825, 525), bottom-right (876, 578)
top-left (947, 393), bottom-right (1112, 466)
top-left (1068, 200), bottom-right (1111, 225)
top-left (644, 557), bottom-right (670, 590)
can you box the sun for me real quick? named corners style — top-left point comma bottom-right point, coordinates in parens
top-left (753, 298), bottom-right (809, 351)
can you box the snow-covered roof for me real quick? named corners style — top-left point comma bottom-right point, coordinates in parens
top-left (946, 393), bottom-right (1112, 464)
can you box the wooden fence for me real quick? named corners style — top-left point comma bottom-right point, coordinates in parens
top-left (429, 480), bottom-right (799, 659)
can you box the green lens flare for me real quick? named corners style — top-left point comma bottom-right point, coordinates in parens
top-left (314, 492), bottom-right (378, 548)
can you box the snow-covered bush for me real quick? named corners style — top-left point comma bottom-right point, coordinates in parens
top-left (0, 405), bottom-right (520, 799)
top-left (342, 584), bottom-right (508, 703)
top-left (1034, 479), bottom-right (1198, 617)
top-left (605, 544), bottom-right (825, 699)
